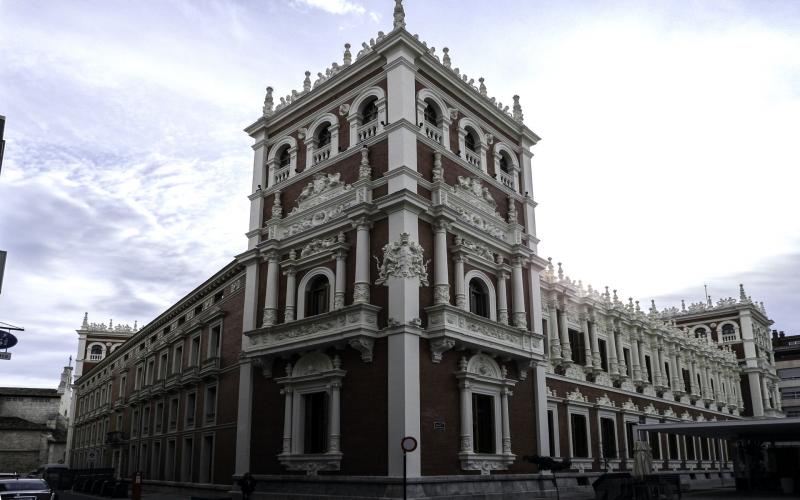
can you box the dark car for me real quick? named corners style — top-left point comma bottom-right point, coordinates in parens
top-left (0, 478), bottom-right (57, 500)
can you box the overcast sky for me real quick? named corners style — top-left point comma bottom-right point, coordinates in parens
top-left (1, 0), bottom-right (798, 388)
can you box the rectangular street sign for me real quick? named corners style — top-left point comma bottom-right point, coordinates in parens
top-left (0, 352), bottom-right (11, 360)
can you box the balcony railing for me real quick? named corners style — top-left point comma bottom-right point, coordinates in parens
top-left (273, 165), bottom-right (290, 185)
top-left (357, 120), bottom-right (379, 142)
top-left (497, 169), bottom-right (515, 191)
top-left (312, 144), bottom-right (331, 165)
top-left (199, 357), bottom-right (220, 378)
top-left (464, 149), bottom-right (481, 168)
top-left (246, 303), bottom-right (380, 356)
top-left (425, 304), bottom-right (542, 360)
top-left (423, 121), bottom-right (442, 144)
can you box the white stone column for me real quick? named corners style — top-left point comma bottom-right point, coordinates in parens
top-left (353, 218), bottom-right (371, 303)
top-left (329, 382), bottom-right (341, 453)
top-left (558, 307), bottom-right (572, 362)
top-left (671, 348), bottom-right (681, 391)
top-left (532, 362), bottom-right (549, 455)
top-left (501, 387), bottom-right (512, 454)
top-left (234, 360), bottom-right (253, 476)
top-left (262, 251), bottom-right (280, 326)
top-left (689, 357), bottom-right (699, 396)
top-left (281, 387), bottom-right (292, 454)
top-left (334, 249), bottom-right (347, 310)
top-left (616, 331), bottom-right (626, 376)
top-left (607, 321), bottom-right (619, 375)
top-left (497, 271), bottom-right (509, 325)
top-left (761, 375), bottom-right (771, 410)
top-left (639, 339), bottom-right (650, 383)
top-left (589, 317), bottom-right (601, 369)
top-left (631, 336), bottom-right (642, 381)
top-left (433, 221), bottom-right (450, 305)
top-left (656, 344), bottom-right (666, 387)
top-left (548, 302), bottom-right (562, 361)
top-left (284, 268), bottom-right (296, 322)
top-left (581, 316), bottom-right (592, 368)
top-left (511, 257), bottom-right (527, 329)
top-left (454, 255), bottom-right (466, 309)
top-left (459, 380), bottom-right (472, 452)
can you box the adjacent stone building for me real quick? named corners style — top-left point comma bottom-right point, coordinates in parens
top-left (773, 331), bottom-right (800, 418)
top-left (66, 2), bottom-right (785, 497)
top-left (0, 366), bottom-right (72, 472)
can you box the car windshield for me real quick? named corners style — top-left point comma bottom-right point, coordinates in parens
top-left (0, 479), bottom-right (48, 491)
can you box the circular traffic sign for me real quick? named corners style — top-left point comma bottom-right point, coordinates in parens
top-left (0, 332), bottom-right (18, 349)
top-left (400, 436), bottom-right (417, 453)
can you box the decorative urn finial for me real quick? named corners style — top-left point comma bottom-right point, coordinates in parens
top-left (393, 0), bottom-right (406, 30)
top-left (512, 95), bottom-right (523, 122)
top-left (343, 43), bottom-right (352, 66)
top-left (442, 47), bottom-right (451, 68)
top-left (82, 312), bottom-right (88, 328)
top-left (262, 86), bottom-right (274, 117)
top-left (303, 71), bottom-right (311, 92)
top-left (478, 77), bottom-right (487, 96)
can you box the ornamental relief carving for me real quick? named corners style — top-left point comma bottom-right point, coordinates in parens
top-left (454, 176), bottom-right (499, 213)
top-left (443, 311), bottom-right (523, 346)
top-left (291, 172), bottom-right (351, 215)
top-left (300, 234), bottom-right (339, 257)
top-left (455, 235), bottom-right (495, 262)
top-left (374, 233), bottom-right (430, 286)
top-left (285, 204), bottom-right (348, 237)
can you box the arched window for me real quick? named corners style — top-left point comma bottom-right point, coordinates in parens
top-left (317, 125), bottom-right (332, 147)
top-left (721, 324), bottom-right (736, 342)
top-left (424, 102), bottom-right (438, 124)
top-left (694, 327), bottom-right (707, 339)
top-left (465, 130), bottom-right (477, 152)
top-left (468, 278), bottom-right (490, 318)
top-left (361, 100), bottom-right (378, 123)
top-left (89, 345), bottom-right (103, 361)
top-left (499, 153), bottom-right (510, 173)
top-left (305, 275), bottom-right (330, 317)
top-left (278, 146), bottom-right (291, 168)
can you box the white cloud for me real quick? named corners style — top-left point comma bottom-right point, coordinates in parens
top-left (289, 0), bottom-right (366, 16)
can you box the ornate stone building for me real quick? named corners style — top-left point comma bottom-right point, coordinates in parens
top-left (67, 2), bottom-right (784, 497)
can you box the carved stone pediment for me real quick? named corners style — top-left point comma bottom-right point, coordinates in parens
top-left (290, 173), bottom-right (351, 215)
top-left (643, 403), bottom-right (658, 415)
top-left (455, 236), bottom-right (495, 263)
top-left (622, 398), bottom-right (639, 411)
top-left (300, 233), bottom-right (343, 258)
top-left (454, 176), bottom-right (498, 213)
top-left (566, 388), bottom-right (588, 403)
top-left (596, 393), bottom-right (616, 408)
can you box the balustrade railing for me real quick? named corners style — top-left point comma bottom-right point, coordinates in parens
top-left (357, 121), bottom-right (379, 142)
top-left (423, 121), bottom-right (442, 144)
top-left (464, 149), bottom-right (481, 168)
top-left (313, 144), bottom-right (331, 165)
top-left (273, 166), bottom-right (290, 185)
top-left (497, 169), bottom-right (515, 190)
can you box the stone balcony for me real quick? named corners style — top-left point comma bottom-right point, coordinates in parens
top-left (424, 304), bottom-right (543, 362)
top-left (164, 372), bottom-right (181, 391)
top-left (199, 356), bottom-right (221, 379)
top-left (246, 303), bottom-right (381, 358)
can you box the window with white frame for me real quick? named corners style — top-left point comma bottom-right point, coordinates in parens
top-left (348, 87), bottom-right (386, 146)
top-left (547, 402), bottom-right (560, 458)
top-left (598, 414), bottom-right (617, 459)
top-left (185, 392), bottom-right (197, 428)
top-left (208, 323), bottom-right (222, 359)
top-left (493, 143), bottom-right (520, 192)
top-left (720, 323), bottom-right (738, 342)
top-left (276, 351), bottom-right (345, 474)
top-left (190, 335), bottom-right (201, 366)
top-left (415, 89), bottom-right (450, 147)
top-left (305, 114), bottom-right (339, 168)
top-left (464, 270), bottom-right (497, 321)
top-left (266, 136), bottom-right (298, 186)
top-left (89, 344), bottom-right (104, 361)
top-left (173, 344), bottom-right (183, 374)
top-left (569, 411), bottom-right (590, 458)
top-left (457, 117), bottom-right (487, 172)
top-left (204, 384), bottom-right (217, 423)
top-left (456, 353), bottom-right (516, 474)
top-left (296, 267), bottom-right (336, 320)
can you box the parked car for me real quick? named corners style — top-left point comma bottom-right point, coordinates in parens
top-left (0, 478), bottom-right (57, 500)
top-left (26, 465), bottom-right (71, 490)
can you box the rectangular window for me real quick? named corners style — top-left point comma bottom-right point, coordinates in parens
top-left (625, 422), bottom-right (636, 459)
top-left (159, 352), bottom-right (169, 379)
top-left (142, 406), bottom-right (151, 435)
top-left (131, 409), bottom-right (140, 437)
top-left (168, 398), bottom-right (179, 431)
top-left (598, 339), bottom-right (608, 372)
top-left (570, 413), bottom-right (589, 458)
top-left (304, 392), bottom-right (328, 454)
top-left (116, 414), bottom-right (123, 432)
top-left (472, 393), bottom-right (495, 454)
top-left (181, 438), bottom-right (194, 482)
top-left (600, 417), bottom-right (617, 458)
top-left (146, 359), bottom-right (155, 385)
top-left (668, 434), bottom-right (678, 459)
top-left (568, 329), bottom-right (586, 365)
top-left (649, 432), bottom-right (661, 459)
top-left (190, 336), bottom-right (201, 366)
top-left (186, 393), bottom-right (197, 427)
top-left (664, 362), bottom-right (671, 388)
top-left (644, 356), bottom-right (653, 383)
top-left (152, 441), bottom-right (161, 480)
top-left (165, 440), bottom-right (176, 481)
top-left (204, 386), bottom-right (218, 423)
top-left (623, 348), bottom-right (631, 376)
top-left (686, 436), bottom-right (696, 460)
top-left (208, 324), bottom-right (222, 359)
top-left (199, 435), bottom-right (215, 484)
top-left (155, 402), bottom-right (164, 434)
top-left (683, 369), bottom-right (692, 393)
top-left (701, 437), bottom-right (710, 460)
top-left (173, 345), bottom-right (183, 373)
top-left (135, 366), bottom-right (144, 389)
top-left (547, 410), bottom-right (556, 457)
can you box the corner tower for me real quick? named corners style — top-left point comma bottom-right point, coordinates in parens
top-left (235, 0), bottom-right (549, 488)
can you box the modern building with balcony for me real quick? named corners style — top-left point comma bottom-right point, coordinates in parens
top-left (65, 1), bottom-right (786, 498)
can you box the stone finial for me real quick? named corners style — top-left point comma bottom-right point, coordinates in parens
top-left (393, 0), bottom-right (405, 29)
top-left (681, 299), bottom-right (686, 311)
top-left (478, 77), bottom-right (487, 96)
top-left (109, 318), bottom-right (113, 329)
top-left (628, 297), bottom-right (634, 310)
top-left (557, 262), bottom-right (564, 281)
top-left (604, 286), bottom-right (610, 301)
top-left (512, 95), bottom-right (523, 123)
top-left (650, 299), bottom-right (657, 314)
top-left (707, 295), bottom-right (712, 307)
top-left (739, 283), bottom-right (747, 302)
top-left (343, 43), bottom-right (352, 66)
top-left (635, 300), bottom-right (641, 312)
top-left (82, 312), bottom-right (89, 328)
top-left (133, 320), bottom-right (138, 331)
top-left (442, 47), bottom-right (451, 68)
top-left (432, 151), bottom-right (443, 181)
top-left (303, 71), bottom-right (311, 92)
top-left (612, 289), bottom-right (619, 303)
top-left (262, 86), bottom-right (274, 117)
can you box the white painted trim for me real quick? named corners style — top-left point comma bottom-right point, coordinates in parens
top-left (464, 269), bottom-right (497, 321)
top-left (546, 402), bottom-right (561, 458)
top-left (266, 135), bottom-right (298, 163)
top-left (348, 86), bottom-right (386, 119)
top-left (566, 406), bottom-right (592, 459)
top-left (493, 141), bottom-right (519, 170)
top-left (596, 410), bottom-right (619, 460)
top-left (296, 267), bottom-right (336, 320)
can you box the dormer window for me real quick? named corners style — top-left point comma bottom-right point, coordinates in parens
top-left (362, 100), bottom-right (378, 123)
top-left (424, 103), bottom-right (438, 125)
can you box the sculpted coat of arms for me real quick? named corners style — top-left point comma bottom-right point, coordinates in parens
top-left (374, 233), bottom-right (429, 286)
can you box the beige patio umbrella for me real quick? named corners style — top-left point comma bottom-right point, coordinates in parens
top-left (633, 440), bottom-right (653, 479)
